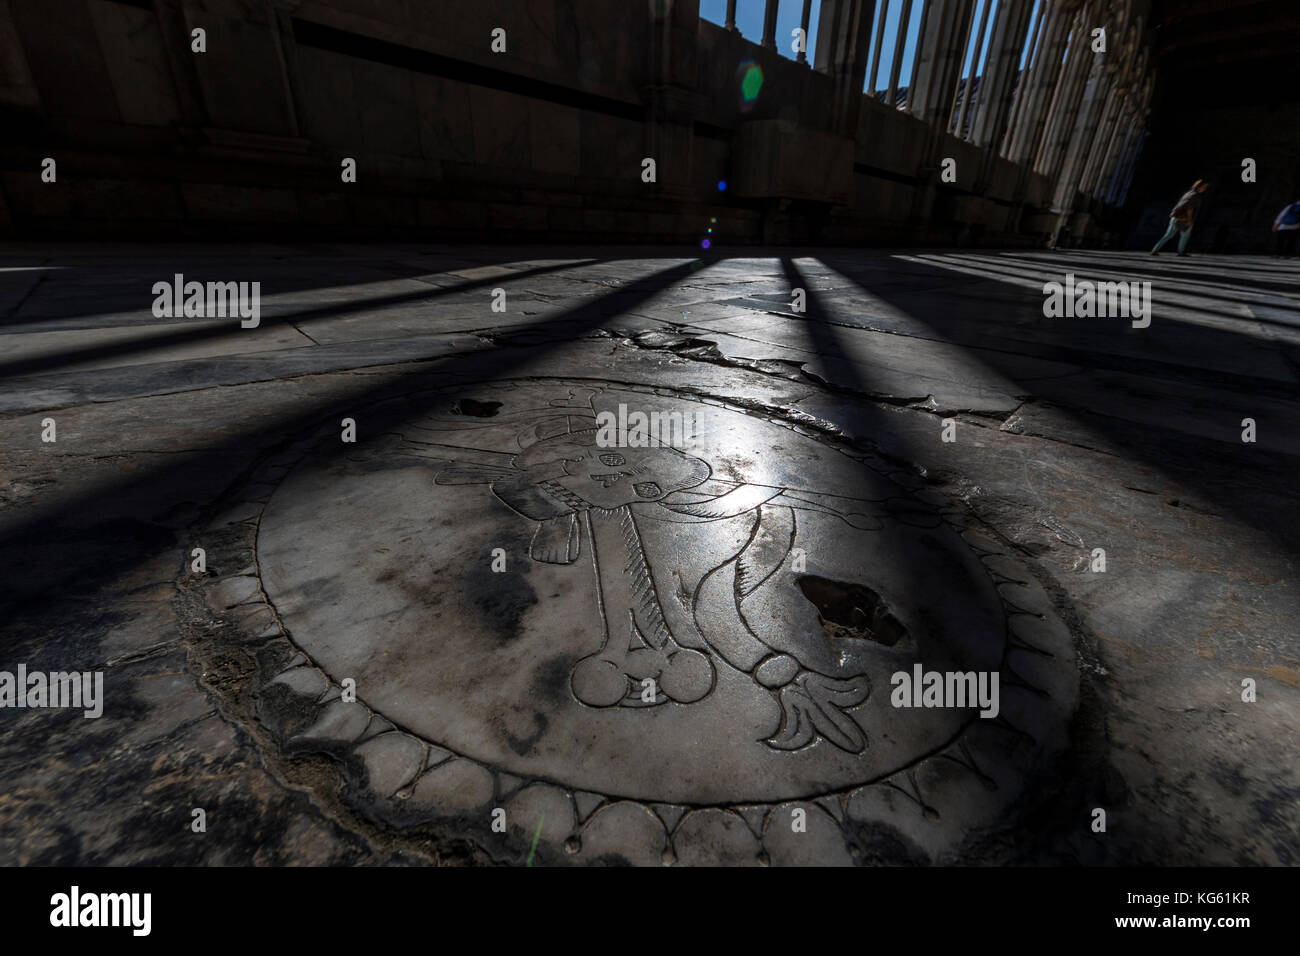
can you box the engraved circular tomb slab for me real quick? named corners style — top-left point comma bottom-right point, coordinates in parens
top-left (247, 380), bottom-right (1071, 810)
top-left (194, 378), bottom-right (1082, 863)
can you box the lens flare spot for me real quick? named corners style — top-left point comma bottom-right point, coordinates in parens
top-left (701, 239), bottom-right (711, 249)
top-left (740, 61), bottom-right (764, 104)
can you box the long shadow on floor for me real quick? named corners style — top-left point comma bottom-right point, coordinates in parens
top-left (812, 251), bottom-right (1300, 563)
top-left (0, 247), bottom-right (601, 328)
top-left (0, 256), bottom-right (718, 631)
top-left (0, 257), bottom-right (606, 379)
top-left (973, 250), bottom-right (1300, 314)
top-left (897, 252), bottom-right (1300, 340)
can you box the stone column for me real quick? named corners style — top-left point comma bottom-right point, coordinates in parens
top-left (1102, 109), bottom-right (1137, 198)
top-left (908, 0), bottom-right (976, 128)
top-left (952, 0), bottom-right (993, 137)
top-left (797, 0), bottom-right (814, 63)
top-left (998, 0), bottom-right (1044, 154)
top-left (1082, 86), bottom-right (1123, 195)
top-left (1102, 119), bottom-right (1138, 203)
top-left (1004, 0), bottom-right (1074, 166)
top-left (267, 0), bottom-right (303, 140)
top-left (158, 0), bottom-right (307, 152)
top-left (643, 0), bottom-right (700, 202)
top-left (1038, 56), bottom-right (1089, 181)
top-left (970, 0), bottom-right (1035, 150)
top-left (1113, 125), bottom-right (1146, 206)
top-left (1109, 74), bottom-right (1151, 205)
top-left (0, 0), bottom-right (39, 111)
top-left (1034, 4), bottom-right (1094, 180)
top-left (814, 0), bottom-right (877, 135)
top-left (762, 0), bottom-right (780, 50)
top-left (1085, 83), bottom-right (1121, 198)
top-left (885, 0), bottom-right (912, 105)
top-left (865, 0), bottom-right (890, 96)
top-left (1052, 57), bottom-right (1112, 202)
top-left (997, 0), bottom-right (1084, 242)
top-left (1049, 42), bottom-right (1115, 244)
top-left (152, 0), bottom-right (214, 133)
top-left (1080, 16), bottom-right (1145, 199)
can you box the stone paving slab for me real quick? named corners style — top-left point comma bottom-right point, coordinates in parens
top-left (672, 312), bottom-right (1067, 414)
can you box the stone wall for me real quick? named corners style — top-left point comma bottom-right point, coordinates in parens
top-left (0, 0), bottom-right (1136, 245)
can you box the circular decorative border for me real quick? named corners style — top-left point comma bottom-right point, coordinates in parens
top-left (185, 378), bottom-right (1080, 866)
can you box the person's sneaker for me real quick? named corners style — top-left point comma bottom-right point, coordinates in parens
top-left (1150, 250), bottom-right (1160, 256)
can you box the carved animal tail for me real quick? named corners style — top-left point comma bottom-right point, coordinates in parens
top-left (691, 504), bottom-right (870, 753)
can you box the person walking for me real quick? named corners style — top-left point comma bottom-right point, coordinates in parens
top-left (1272, 199), bottom-right (1300, 257)
top-left (1151, 179), bottom-right (1209, 256)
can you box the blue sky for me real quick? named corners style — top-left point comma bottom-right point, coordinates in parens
top-left (698, 0), bottom-right (1041, 94)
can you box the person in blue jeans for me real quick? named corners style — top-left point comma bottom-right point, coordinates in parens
top-left (1151, 179), bottom-right (1209, 256)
